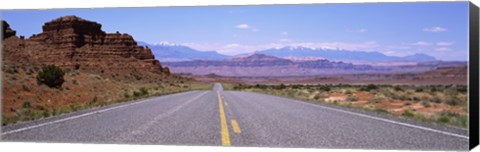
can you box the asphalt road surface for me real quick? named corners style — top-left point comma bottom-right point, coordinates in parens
top-left (1, 83), bottom-right (469, 150)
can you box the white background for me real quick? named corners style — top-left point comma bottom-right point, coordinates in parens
top-left (0, 0), bottom-right (479, 152)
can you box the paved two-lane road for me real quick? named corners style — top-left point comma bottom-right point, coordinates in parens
top-left (1, 83), bottom-right (469, 150)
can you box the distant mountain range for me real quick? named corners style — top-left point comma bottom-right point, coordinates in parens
top-left (163, 53), bottom-right (464, 77)
top-left (140, 42), bottom-right (438, 62)
top-left (138, 41), bottom-right (230, 61)
top-left (163, 53), bottom-right (415, 77)
top-left (247, 46), bottom-right (437, 62)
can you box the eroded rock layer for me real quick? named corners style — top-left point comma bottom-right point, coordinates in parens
top-left (2, 16), bottom-right (169, 81)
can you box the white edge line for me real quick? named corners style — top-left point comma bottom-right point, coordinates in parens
top-left (1, 91), bottom-right (205, 136)
top-left (248, 92), bottom-right (470, 140)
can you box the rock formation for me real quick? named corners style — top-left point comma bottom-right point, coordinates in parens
top-left (2, 21), bottom-right (16, 40)
top-left (2, 16), bottom-right (169, 81)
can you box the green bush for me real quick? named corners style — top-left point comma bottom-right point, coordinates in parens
top-left (445, 97), bottom-right (460, 106)
top-left (124, 92), bottom-right (131, 98)
top-left (437, 115), bottom-right (450, 123)
top-left (22, 101), bottom-right (32, 109)
top-left (421, 101), bottom-right (431, 108)
top-left (319, 85), bottom-right (331, 92)
top-left (36, 65), bottom-right (65, 88)
top-left (374, 108), bottom-right (389, 114)
top-left (368, 96), bottom-right (384, 103)
top-left (313, 94), bottom-right (323, 100)
top-left (394, 86), bottom-right (404, 91)
top-left (276, 83), bottom-right (286, 90)
top-left (133, 91), bottom-right (142, 97)
top-left (402, 110), bottom-right (414, 118)
top-left (139, 87), bottom-right (149, 95)
top-left (92, 95), bottom-right (98, 103)
top-left (360, 84), bottom-right (378, 92)
top-left (346, 96), bottom-right (359, 102)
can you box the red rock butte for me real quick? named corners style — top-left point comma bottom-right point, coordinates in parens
top-left (2, 16), bottom-right (170, 81)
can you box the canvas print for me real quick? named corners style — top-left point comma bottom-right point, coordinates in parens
top-left (0, 2), bottom-right (471, 151)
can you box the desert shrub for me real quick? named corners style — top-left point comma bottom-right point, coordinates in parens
top-left (92, 95), bottom-right (98, 103)
top-left (345, 89), bottom-right (353, 94)
top-left (374, 108), bottom-right (389, 114)
top-left (74, 64), bottom-right (81, 70)
top-left (404, 102), bottom-right (412, 106)
top-left (455, 115), bottom-right (468, 127)
top-left (368, 96), bottom-right (384, 103)
top-left (319, 85), bottom-right (331, 92)
top-left (275, 83), bottom-right (286, 90)
top-left (360, 84), bottom-right (378, 92)
top-left (415, 88), bottom-right (423, 92)
top-left (42, 110), bottom-right (50, 117)
top-left (22, 101), bottom-right (32, 109)
top-left (72, 79), bottom-right (78, 85)
top-left (133, 91), bottom-right (142, 97)
top-left (124, 92), bottom-right (131, 98)
top-left (456, 86), bottom-right (467, 93)
top-left (431, 96), bottom-right (442, 103)
top-left (394, 86), bottom-right (404, 92)
top-left (313, 94), bottom-right (323, 100)
top-left (414, 112), bottom-right (426, 121)
top-left (437, 115), bottom-right (450, 123)
top-left (6, 65), bottom-right (18, 74)
top-left (35, 105), bottom-right (46, 111)
top-left (411, 96), bottom-right (421, 102)
top-left (25, 68), bottom-right (34, 75)
top-left (444, 88), bottom-right (459, 96)
top-left (22, 83), bottom-right (30, 92)
top-left (402, 110), bottom-right (414, 118)
top-left (139, 87), bottom-right (149, 95)
top-left (36, 65), bottom-right (65, 88)
top-left (346, 96), bottom-right (359, 102)
top-left (445, 97), bottom-right (460, 106)
top-left (291, 85), bottom-right (301, 89)
top-left (421, 101), bottom-right (431, 108)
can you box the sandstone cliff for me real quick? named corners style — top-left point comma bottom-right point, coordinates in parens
top-left (2, 16), bottom-right (169, 81)
top-left (2, 20), bottom-right (16, 40)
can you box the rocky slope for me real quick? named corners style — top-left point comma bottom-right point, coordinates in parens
top-left (2, 16), bottom-right (169, 82)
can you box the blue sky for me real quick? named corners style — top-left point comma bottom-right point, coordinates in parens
top-left (1, 2), bottom-right (469, 61)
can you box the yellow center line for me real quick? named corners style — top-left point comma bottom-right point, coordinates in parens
top-left (231, 119), bottom-right (241, 134)
top-left (217, 91), bottom-right (231, 146)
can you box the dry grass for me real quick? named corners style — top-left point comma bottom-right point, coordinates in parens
top-left (233, 83), bottom-right (468, 128)
top-left (2, 65), bottom-right (212, 126)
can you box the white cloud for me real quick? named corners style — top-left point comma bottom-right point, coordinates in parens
top-left (235, 24), bottom-right (250, 29)
top-left (405, 41), bottom-right (431, 46)
top-left (423, 27), bottom-right (447, 32)
top-left (436, 41), bottom-right (454, 46)
top-left (281, 32), bottom-right (288, 36)
top-left (435, 47), bottom-right (451, 51)
top-left (346, 28), bottom-right (368, 33)
top-left (235, 24), bottom-right (260, 32)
